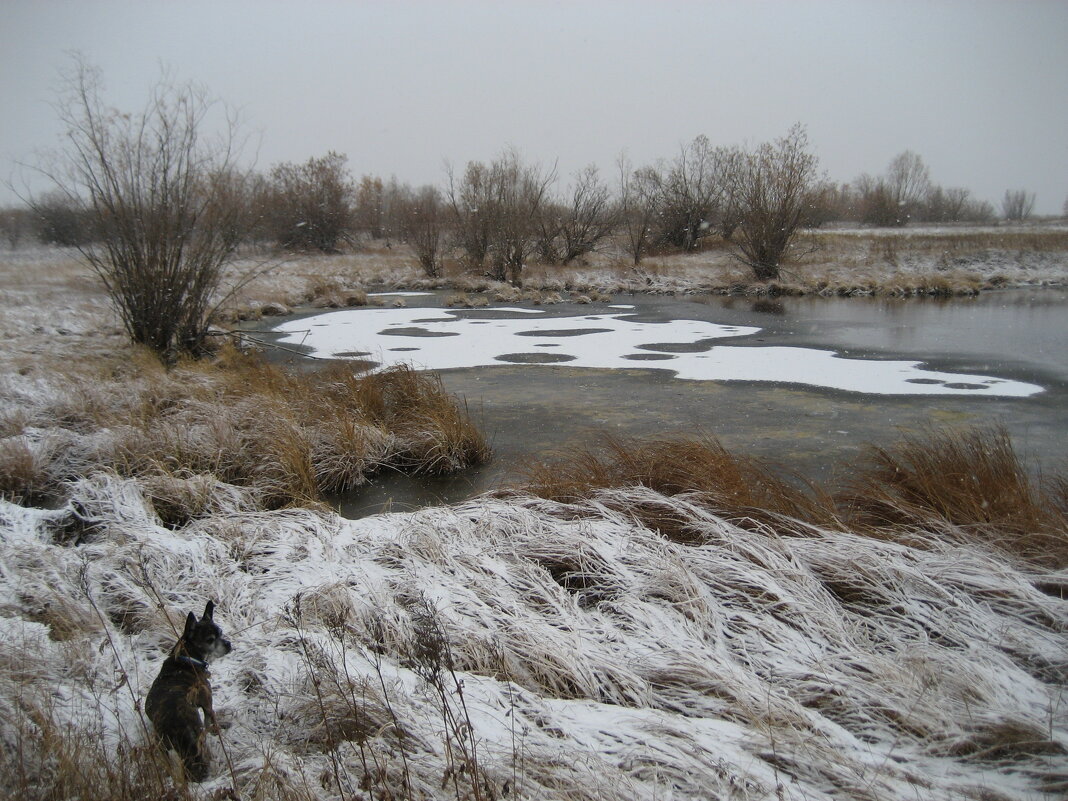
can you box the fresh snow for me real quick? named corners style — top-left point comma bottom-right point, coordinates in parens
top-left (1, 481), bottom-right (1065, 800)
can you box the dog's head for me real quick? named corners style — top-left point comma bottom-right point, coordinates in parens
top-left (179, 600), bottom-right (232, 663)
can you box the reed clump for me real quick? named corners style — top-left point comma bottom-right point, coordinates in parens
top-left (0, 347), bottom-right (489, 513)
top-left (516, 427), bottom-right (1068, 566)
top-left (839, 426), bottom-right (1068, 565)
top-left (516, 434), bottom-right (840, 539)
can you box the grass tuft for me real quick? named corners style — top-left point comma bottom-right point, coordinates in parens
top-left (515, 428), bottom-right (1068, 567)
top-left (840, 426), bottom-right (1068, 565)
top-left (6, 349), bottom-right (489, 513)
top-left (516, 433), bottom-right (839, 538)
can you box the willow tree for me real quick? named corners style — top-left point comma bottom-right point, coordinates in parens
top-left (37, 60), bottom-right (244, 362)
top-left (730, 124), bottom-right (821, 282)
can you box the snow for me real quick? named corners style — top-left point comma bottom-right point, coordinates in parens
top-left (270, 307), bottom-right (1043, 397)
top-left (2, 480), bottom-right (1065, 799)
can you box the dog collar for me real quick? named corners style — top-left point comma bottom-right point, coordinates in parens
top-left (175, 655), bottom-right (207, 669)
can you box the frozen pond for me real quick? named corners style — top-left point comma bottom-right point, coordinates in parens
top-left (270, 300), bottom-right (1043, 397)
top-left (262, 289), bottom-right (1068, 516)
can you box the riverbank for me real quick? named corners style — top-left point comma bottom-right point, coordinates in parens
top-left (215, 224), bottom-right (1068, 323)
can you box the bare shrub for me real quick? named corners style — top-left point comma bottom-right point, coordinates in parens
top-left (395, 184), bottom-right (447, 277)
top-left (885, 151), bottom-right (931, 218)
top-left (446, 149), bottom-right (555, 284)
top-left (0, 206), bottom-right (33, 249)
top-left (617, 156), bottom-right (662, 266)
top-left (728, 124), bottom-right (821, 281)
top-left (920, 185), bottom-right (971, 223)
top-left (266, 152), bottom-right (355, 252)
top-left (1001, 189), bottom-right (1036, 221)
top-left (536, 165), bottom-right (618, 264)
top-left (650, 135), bottom-right (731, 252)
top-left (31, 61), bottom-right (245, 361)
top-left (354, 173), bottom-right (387, 239)
top-left (857, 151), bottom-right (932, 226)
top-left (445, 160), bottom-right (495, 272)
top-left (28, 190), bottom-right (95, 247)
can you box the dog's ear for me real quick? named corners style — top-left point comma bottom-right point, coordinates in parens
top-left (183, 612), bottom-right (197, 639)
top-left (203, 600), bottom-right (215, 620)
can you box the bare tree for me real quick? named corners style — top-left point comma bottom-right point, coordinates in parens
top-left (855, 172), bottom-right (897, 226)
top-left (536, 165), bottom-right (618, 264)
top-left (30, 190), bottom-right (94, 246)
top-left (446, 150), bottom-right (555, 284)
top-left (617, 155), bottom-right (660, 266)
top-left (855, 151), bottom-right (932, 227)
top-left (445, 160), bottom-right (495, 272)
top-left (32, 60), bottom-right (244, 361)
top-left (654, 135), bottom-right (727, 251)
top-left (396, 184), bottom-right (447, 277)
top-left (1001, 189), bottom-right (1035, 221)
top-left (267, 152), bottom-right (355, 252)
top-left (490, 150), bottom-right (556, 284)
top-left (355, 174), bottom-right (386, 239)
top-left (728, 124), bottom-right (821, 281)
top-left (921, 186), bottom-right (972, 223)
top-left (885, 150), bottom-right (931, 221)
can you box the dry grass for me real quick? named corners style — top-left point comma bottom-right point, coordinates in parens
top-left (0, 705), bottom-right (193, 801)
top-left (839, 426), bottom-right (1068, 565)
top-left (514, 428), bottom-right (1068, 567)
top-left (0, 348), bottom-right (490, 514)
top-left (515, 434), bottom-right (839, 539)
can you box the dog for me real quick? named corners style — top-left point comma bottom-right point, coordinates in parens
top-left (146, 600), bottom-right (232, 781)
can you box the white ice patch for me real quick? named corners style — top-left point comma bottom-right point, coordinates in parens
top-left (270, 307), bottom-right (1043, 397)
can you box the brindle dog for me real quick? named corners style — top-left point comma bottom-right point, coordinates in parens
top-left (146, 600), bottom-right (232, 781)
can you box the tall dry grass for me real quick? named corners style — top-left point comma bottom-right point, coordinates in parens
top-left (515, 427), bottom-right (1068, 567)
top-left (0, 347), bottom-right (489, 515)
top-left (515, 434), bottom-right (839, 539)
top-left (840, 426), bottom-right (1068, 565)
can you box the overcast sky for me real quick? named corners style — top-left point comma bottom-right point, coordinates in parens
top-left (3, 0), bottom-right (1066, 213)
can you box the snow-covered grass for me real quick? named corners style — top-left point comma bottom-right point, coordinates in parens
top-left (0, 350), bottom-right (489, 510)
top-left (1, 239), bottom-right (1067, 799)
top-left (1, 475), bottom-right (1066, 800)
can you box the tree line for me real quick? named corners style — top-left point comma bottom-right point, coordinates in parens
top-left (6, 62), bottom-right (1058, 362)
top-left (7, 140), bottom-right (1049, 273)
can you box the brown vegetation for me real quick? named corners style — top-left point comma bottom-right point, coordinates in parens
top-left (514, 427), bottom-right (1068, 567)
top-left (515, 434), bottom-right (838, 538)
top-left (0, 348), bottom-right (490, 514)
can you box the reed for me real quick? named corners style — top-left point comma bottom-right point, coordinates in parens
top-left (0, 349), bottom-right (489, 512)
top-left (516, 428), bottom-right (1067, 566)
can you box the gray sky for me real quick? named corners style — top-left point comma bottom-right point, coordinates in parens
top-left (3, 0), bottom-right (1067, 213)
